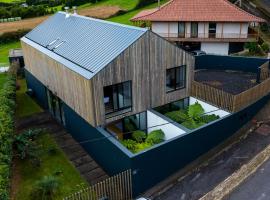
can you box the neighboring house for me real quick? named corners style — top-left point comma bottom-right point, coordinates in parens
top-left (131, 0), bottom-right (265, 55)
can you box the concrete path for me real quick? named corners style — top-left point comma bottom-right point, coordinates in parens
top-left (149, 100), bottom-right (270, 200)
top-left (16, 112), bottom-right (109, 185)
top-left (227, 158), bottom-right (270, 200)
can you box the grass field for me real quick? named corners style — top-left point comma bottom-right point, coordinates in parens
top-left (0, 0), bottom-right (25, 3)
top-left (16, 78), bottom-right (43, 118)
top-left (0, 41), bottom-right (21, 66)
top-left (13, 133), bottom-right (88, 200)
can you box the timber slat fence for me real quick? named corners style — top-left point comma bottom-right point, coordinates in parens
top-left (191, 77), bottom-right (270, 112)
top-left (259, 61), bottom-right (269, 81)
top-left (191, 81), bottom-right (235, 111)
top-left (63, 170), bottom-right (132, 200)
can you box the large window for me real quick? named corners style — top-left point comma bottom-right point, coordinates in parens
top-left (191, 22), bottom-right (198, 38)
top-left (103, 81), bottom-right (132, 116)
top-left (166, 66), bottom-right (186, 93)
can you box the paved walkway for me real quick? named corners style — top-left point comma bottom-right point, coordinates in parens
top-left (16, 112), bottom-right (109, 185)
top-left (227, 158), bottom-right (270, 200)
top-left (150, 100), bottom-right (270, 200)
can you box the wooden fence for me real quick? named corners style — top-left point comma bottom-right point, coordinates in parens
top-left (191, 77), bottom-right (270, 112)
top-left (259, 61), bottom-right (269, 82)
top-left (191, 81), bottom-right (235, 111)
top-left (63, 170), bottom-right (132, 200)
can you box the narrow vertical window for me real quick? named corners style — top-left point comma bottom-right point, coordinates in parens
top-left (191, 22), bottom-right (198, 38)
top-left (178, 22), bottom-right (185, 38)
top-left (209, 23), bottom-right (217, 38)
top-left (166, 66), bottom-right (186, 93)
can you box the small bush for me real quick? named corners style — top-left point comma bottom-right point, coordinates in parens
top-left (145, 129), bottom-right (165, 145)
top-left (261, 43), bottom-right (270, 53)
top-left (165, 110), bottom-right (188, 123)
top-left (188, 102), bottom-right (204, 120)
top-left (120, 139), bottom-right (137, 152)
top-left (132, 130), bottom-right (146, 143)
top-left (200, 114), bottom-right (220, 124)
top-left (134, 142), bottom-right (152, 153)
top-left (244, 42), bottom-right (261, 54)
top-left (31, 175), bottom-right (59, 200)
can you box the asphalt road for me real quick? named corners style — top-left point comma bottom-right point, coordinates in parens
top-left (227, 158), bottom-right (270, 200)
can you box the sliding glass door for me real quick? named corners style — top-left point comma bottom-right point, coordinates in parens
top-left (178, 22), bottom-right (185, 38)
top-left (191, 22), bottom-right (198, 38)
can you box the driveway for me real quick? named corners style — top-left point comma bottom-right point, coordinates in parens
top-left (227, 157), bottom-right (270, 200)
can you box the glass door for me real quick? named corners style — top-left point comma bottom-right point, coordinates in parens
top-left (178, 22), bottom-right (185, 38)
top-left (191, 22), bottom-right (198, 38)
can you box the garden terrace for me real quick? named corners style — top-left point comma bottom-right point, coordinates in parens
top-left (105, 97), bottom-right (230, 154)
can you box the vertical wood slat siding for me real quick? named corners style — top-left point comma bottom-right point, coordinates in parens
top-left (92, 32), bottom-right (194, 126)
top-left (21, 41), bottom-right (96, 125)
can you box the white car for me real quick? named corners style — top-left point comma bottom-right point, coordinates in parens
top-left (191, 50), bottom-right (206, 56)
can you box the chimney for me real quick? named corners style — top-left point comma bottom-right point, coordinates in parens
top-left (64, 6), bottom-right (70, 18)
top-left (73, 6), bottom-right (77, 15)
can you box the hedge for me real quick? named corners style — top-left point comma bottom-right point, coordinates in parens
top-left (0, 74), bottom-right (16, 200)
top-left (0, 29), bottom-right (31, 44)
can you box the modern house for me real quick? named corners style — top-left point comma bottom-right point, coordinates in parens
top-left (131, 0), bottom-right (265, 55)
top-left (21, 11), bottom-right (270, 197)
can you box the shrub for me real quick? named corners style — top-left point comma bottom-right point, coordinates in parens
top-left (165, 110), bottom-right (188, 123)
top-left (200, 114), bottom-right (220, 124)
top-left (136, 0), bottom-right (157, 8)
top-left (120, 139), bottom-right (137, 152)
top-left (244, 42), bottom-right (261, 54)
top-left (261, 43), bottom-right (270, 53)
top-left (134, 142), bottom-right (152, 153)
top-left (14, 129), bottom-right (44, 167)
top-left (132, 130), bottom-right (146, 143)
top-left (181, 119), bottom-right (205, 130)
top-left (0, 74), bottom-right (16, 200)
top-left (188, 101), bottom-right (204, 120)
top-left (145, 129), bottom-right (165, 145)
top-left (31, 175), bottom-right (59, 200)
top-left (0, 29), bottom-right (31, 44)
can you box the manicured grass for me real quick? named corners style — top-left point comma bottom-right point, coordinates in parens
top-left (0, 41), bottom-right (21, 66)
top-left (0, 0), bottom-right (25, 3)
top-left (108, 0), bottom-right (167, 25)
top-left (78, 0), bottom-right (139, 11)
top-left (16, 78), bottom-right (43, 118)
top-left (14, 133), bottom-right (88, 200)
top-left (0, 73), bottom-right (8, 89)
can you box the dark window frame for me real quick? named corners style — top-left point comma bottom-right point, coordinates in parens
top-left (191, 22), bottom-right (198, 38)
top-left (103, 80), bottom-right (133, 117)
top-left (166, 65), bottom-right (186, 93)
top-left (178, 22), bottom-right (185, 38)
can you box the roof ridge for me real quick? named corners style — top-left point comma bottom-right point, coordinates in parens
top-left (58, 11), bottom-right (148, 32)
top-left (222, 0), bottom-right (265, 22)
top-left (131, 0), bottom-right (175, 21)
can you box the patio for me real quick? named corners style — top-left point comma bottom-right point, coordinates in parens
top-left (194, 69), bottom-right (258, 95)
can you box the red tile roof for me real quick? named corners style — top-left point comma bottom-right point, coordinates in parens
top-left (131, 0), bottom-right (265, 22)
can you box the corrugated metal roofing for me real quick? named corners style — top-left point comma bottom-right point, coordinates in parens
top-left (23, 12), bottom-right (147, 79)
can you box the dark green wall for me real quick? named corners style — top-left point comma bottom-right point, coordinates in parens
top-left (24, 69), bottom-right (48, 109)
top-left (195, 55), bottom-right (269, 73)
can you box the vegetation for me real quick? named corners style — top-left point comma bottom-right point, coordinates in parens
top-left (13, 132), bottom-right (88, 200)
top-left (0, 74), bottom-right (16, 200)
top-left (0, 41), bottom-right (21, 66)
top-left (165, 102), bottom-right (220, 130)
top-left (0, 5), bottom-right (54, 19)
top-left (16, 78), bottom-right (43, 118)
top-left (121, 129), bottom-right (165, 153)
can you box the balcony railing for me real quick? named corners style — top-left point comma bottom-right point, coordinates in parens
top-left (157, 32), bottom-right (258, 42)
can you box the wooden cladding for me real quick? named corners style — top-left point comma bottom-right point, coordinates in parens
top-left (22, 31), bottom-right (194, 127)
top-left (191, 77), bottom-right (270, 113)
top-left (21, 41), bottom-right (96, 125)
top-left (63, 169), bottom-right (132, 200)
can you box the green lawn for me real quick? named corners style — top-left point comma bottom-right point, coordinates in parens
top-left (16, 78), bottom-right (43, 118)
top-left (78, 0), bottom-right (139, 11)
top-left (108, 0), bottom-right (167, 25)
top-left (0, 41), bottom-right (21, 66)
top-left (14, 133), bottom-right (88, 200)
top-left (0, 73), bottom-right (8, 89)
top-left (0, 0), bottom-right (25, 3)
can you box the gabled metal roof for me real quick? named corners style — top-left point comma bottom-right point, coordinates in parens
top-left (22, 12), bottom-right (147, 79)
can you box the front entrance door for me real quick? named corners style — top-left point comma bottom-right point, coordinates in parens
top-left (46, 88), bottom-right (66, 126)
